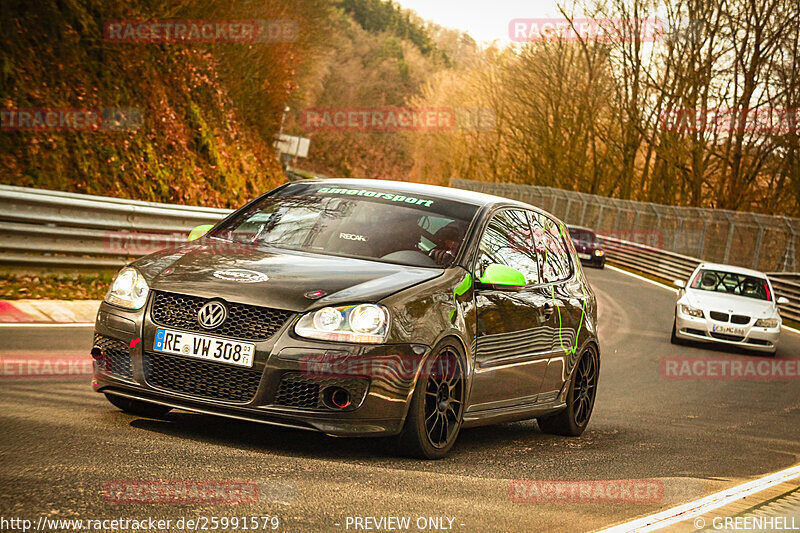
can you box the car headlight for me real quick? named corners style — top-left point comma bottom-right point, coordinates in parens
top-left (295, 304), bottom-right (389, 343)
top-left (755, 318), bottom-right (779, 328)
top-left (105, 267), bottom-right (149, 310)
top-left (594, 250), bottom-right (604, 256)
top-left (680, 304), bottom-right (704, 318)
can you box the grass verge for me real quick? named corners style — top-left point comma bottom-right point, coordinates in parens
top-left (0, 273), bottom-right (112, 300)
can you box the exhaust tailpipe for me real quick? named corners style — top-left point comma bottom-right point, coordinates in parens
top-left (323, 387), bottom-right (351, 409)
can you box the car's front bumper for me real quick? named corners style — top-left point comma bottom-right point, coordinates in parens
top-left (674, 310), bottom-right (780, 353)
top-left (92, 302), bottom-right (428, 437)
top-left (577, 253), bottom-right (605, 267)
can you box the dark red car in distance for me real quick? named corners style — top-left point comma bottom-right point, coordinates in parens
top-left (568, 226), bottom-right (606, 269)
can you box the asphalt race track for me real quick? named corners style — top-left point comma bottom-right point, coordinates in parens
top-left (1, 267), bottom-right (799, 532)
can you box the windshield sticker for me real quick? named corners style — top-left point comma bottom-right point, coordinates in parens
top-left (316, 187), bottom-right (434, 207)
top-left (339, 232), bottom-right (368, 242)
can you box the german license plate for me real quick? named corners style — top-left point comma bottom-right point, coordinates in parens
top-left (578, 253), bottom-right (592, 260)
top-left (712, 324), bottom-right (746, 336)
top-left (154, 328), bottom-right (255, 367)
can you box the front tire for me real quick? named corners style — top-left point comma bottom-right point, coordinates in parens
top-left (397, 341), bottom-right (465, 459)
top-left (670, 317), bottom-right (685, 345)
top-left (105, 394), bottom-right (172, 418)
top-left (538, 347), bottom-right (598, 436)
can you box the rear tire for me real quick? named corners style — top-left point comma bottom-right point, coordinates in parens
top-left (105, 394), bottom-right (172, 418)
top-left (538, 347), bottom-right (598, 437)
top-left (397, 341), bottom-right (465, 459)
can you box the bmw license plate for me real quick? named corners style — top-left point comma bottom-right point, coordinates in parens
top-left (712, 324), bottom-right (746, 336)
top-left (577, 253), bottom-right (592, 260)
top-left (154, 328), bottom-right (255, 367)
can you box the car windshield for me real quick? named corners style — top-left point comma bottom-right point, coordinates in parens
top-left (209, 182), bottom-right (479, 268)
top-left (689, 269), bottom-right (772, 301)
top-left (569, 228), bottom-right (596, 246)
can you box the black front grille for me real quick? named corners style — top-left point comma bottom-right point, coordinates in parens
top-left (93, 334), bottom-right (134, 379)
top-left (731, 314), bottom-right (750, 324)
top-left (150, 291), bottom-right (292, 341)
top-left (710, 332), bottom-right (745, 342)
top-left (710, 311), bottom-right (729, 322)
top-left (685, 328), bottom-right (708, 336)
top-left (273, 373), bottom-right (369, 410)
top-left (143, 352), bottom-right (262, 403)
top-left (748, 338), bottom-right (771, 346)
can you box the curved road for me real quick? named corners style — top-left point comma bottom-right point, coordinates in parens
top-left (1, 267), bottom-right (799, 532)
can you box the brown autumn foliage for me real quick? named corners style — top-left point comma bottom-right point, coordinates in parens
top-left (0, 0), bottom-right (332, 208)
top-left (406, 0), bottom-right (800, 215)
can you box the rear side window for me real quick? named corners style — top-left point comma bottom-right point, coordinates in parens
top-left (477, 209), bottom-right (541, 285)
top-left (530, 212), bottom-right (572, 283)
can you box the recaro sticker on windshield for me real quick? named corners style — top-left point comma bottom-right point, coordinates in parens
top-left (316, 187), bottom-right (434, 207)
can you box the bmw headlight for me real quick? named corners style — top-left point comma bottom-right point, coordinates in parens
top-left (755, 317), bottom-right (779, 328)
top-left (594, 250), bottom-right (604, 256)
top-left (105, 267), bottom-right (149, 310)
top-left (680, 304), bottom-right (704, 318)
top-left (295, 304), bottom-right (389, 343)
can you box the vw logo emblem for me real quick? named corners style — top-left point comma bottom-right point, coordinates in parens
top-left (198, 301), bottom-right (227, 329)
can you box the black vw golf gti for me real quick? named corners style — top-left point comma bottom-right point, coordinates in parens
top-left (93, 180), bottom-right (600, 458)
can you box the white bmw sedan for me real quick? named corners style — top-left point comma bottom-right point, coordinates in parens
top-left (671, 263), bottom-right (789, 355)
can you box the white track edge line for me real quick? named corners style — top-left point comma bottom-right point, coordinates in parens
top-left (605, 265), bottom-right (800, 336)
top-left (597, 463), bottom-right (800, 533)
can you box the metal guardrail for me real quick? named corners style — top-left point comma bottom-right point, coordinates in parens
top-left (2, 181), bottom-right (798, 323)
top-left (451, 179), bottom-right (800, 323)
top-left (0, 184), bottom-right (231, 269)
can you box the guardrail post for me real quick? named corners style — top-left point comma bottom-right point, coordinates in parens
top-left (722, 212), bottom-right (736, 265)
top-left (697, 210), bottom-right (709, 259)
top-left (752, 214), bottom-right (765, 270)
top-left (579, 197), bottom-right (589, 226)
top-left (781, 216), bottom-right (798, 272)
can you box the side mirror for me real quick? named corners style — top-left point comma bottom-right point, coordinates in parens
top-left (673, 280), bottom-right (686, 289)
top-left (188, 224), bottom-right (214, 242)
top-left (777, 296), bottom-right (790, 305)
top-left (477, 264), bottom-right (526, 291)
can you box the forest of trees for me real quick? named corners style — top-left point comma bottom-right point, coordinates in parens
top-left (1, 0), bottom-right (333, 206)
top-left (289, 0), bottom-right (800, 216)
top-left (2, 0), bottom-right (799, 216)
top-left (400, 0), bottom-right (800, 215)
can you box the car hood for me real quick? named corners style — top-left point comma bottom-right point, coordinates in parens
top-left (132, 241), bottom-right (443, 312)
top-left (684, 289), bottom-right (776, 318)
